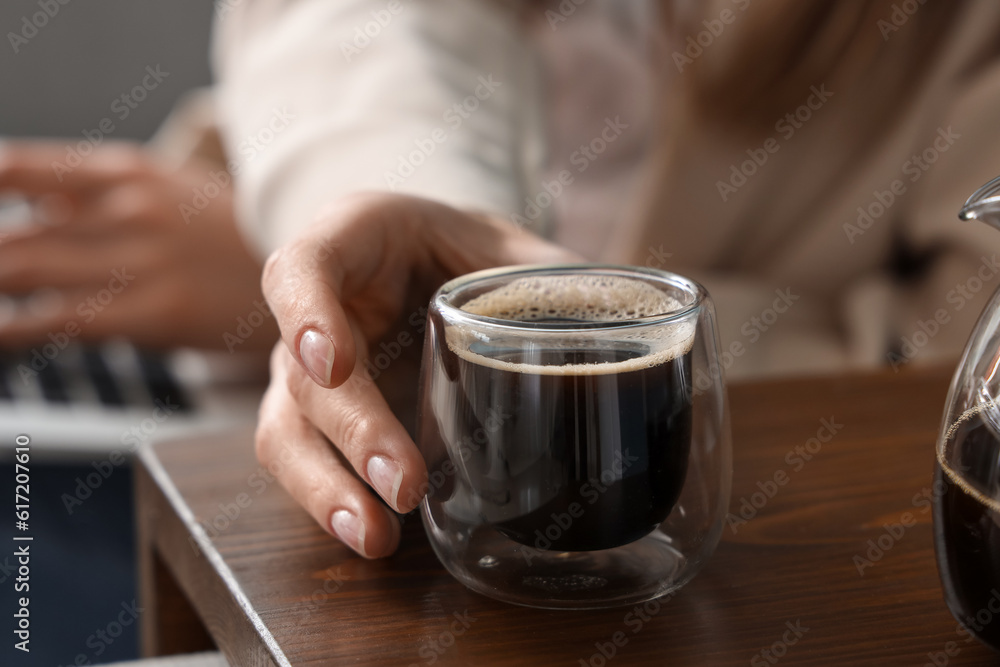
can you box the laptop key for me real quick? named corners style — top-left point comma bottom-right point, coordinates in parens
top-left (82, 346), bottom-right (125, 407)
top-left (37, 360), bottom-right (69, 403)
top-left (138, 351), bottom-right (191, 412)
top-left (0, 354), bottom-right (12, 401)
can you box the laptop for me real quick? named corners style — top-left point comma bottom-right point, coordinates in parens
top-left (0, 340), bottom-right (264, 459)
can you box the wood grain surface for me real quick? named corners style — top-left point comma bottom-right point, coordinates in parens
top-left (136, 366), bottom-right (1000, 666)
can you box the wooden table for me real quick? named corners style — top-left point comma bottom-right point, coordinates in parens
top-left (135, 367), bottom-right (1000, 665)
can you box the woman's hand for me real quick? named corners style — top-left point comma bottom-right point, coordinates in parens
top-left (257, 192), bottom-right (578, 557)
top-left (0, 140), bottom-right (274, 350)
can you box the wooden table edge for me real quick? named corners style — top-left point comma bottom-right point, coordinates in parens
top-left (136, 439), bottom-right (291, 667)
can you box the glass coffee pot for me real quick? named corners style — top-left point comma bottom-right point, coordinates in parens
top-left (934, 174), bottom-right (1000, 650)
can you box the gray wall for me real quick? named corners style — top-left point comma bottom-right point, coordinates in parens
top-left (1, 0), bottom-right (214, 140)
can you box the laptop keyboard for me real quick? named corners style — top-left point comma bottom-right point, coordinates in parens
top-left (82, 346), bottom-right (125, 407)
top-left (0, 342), bottom-right (192, 413)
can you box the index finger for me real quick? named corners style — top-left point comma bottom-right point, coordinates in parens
top-left (260, 194), bottom-right (409, 389)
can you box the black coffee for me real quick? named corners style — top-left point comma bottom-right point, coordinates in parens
top-left (934, 411), bottom-right (1000, 651)
top-left (421, 274), bottom-right (694, 552)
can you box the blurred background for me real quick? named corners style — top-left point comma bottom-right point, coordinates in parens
top-left (1, 2), bottom-right (213, 665)
top-left (1, 1), bottom-right (212, 138)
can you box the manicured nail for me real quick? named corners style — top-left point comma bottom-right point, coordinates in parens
top-left (331, 510), bottom-right (367, 558)
top-left (299, 329), bottom-right (335, 386)
top-left (367, 456), bottom-right (403, 512)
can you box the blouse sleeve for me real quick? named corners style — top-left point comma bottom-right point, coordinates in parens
top-left (211, 0), bottom-right (547, 256)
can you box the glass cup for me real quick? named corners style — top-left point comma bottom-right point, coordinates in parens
top-left (416, 264), bottom-right (732, 609)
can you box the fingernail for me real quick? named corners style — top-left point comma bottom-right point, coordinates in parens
top-left (299, 329), bottom-right (335, 386)
top-left (331, 510), bottom-right (367, 558)
top-left (367, 456), bottom-right (403, 512)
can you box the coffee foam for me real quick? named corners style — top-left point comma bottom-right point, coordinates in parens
top-left (446, 275), bottom-right (696, 376)
top-left (460, 274), bottom-right (683, 322)
top-left (938, 402), bottom-right (1000, 514)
